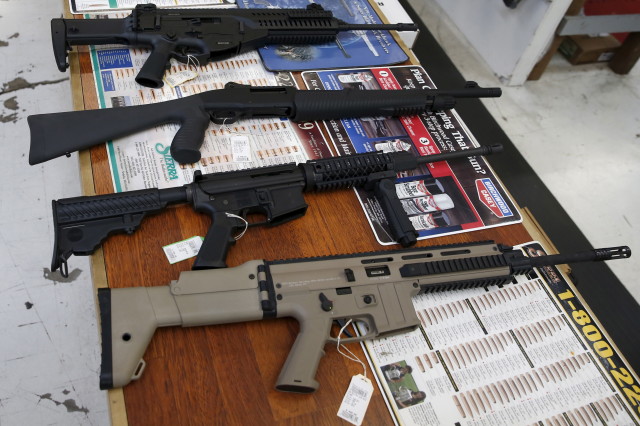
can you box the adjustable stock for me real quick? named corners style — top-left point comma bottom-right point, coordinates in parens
top-left (51, 17), bottom-right (130, 72)
top-left (51, 187), bottom-right (187, 277)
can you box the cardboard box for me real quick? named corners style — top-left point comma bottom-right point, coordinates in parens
top-left (559, 34), bottom-right (622, 64)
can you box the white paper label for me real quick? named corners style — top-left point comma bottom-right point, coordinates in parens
top-left (162, 236), bottom-right (204, 264)
top-left (337, 374), bottom-right (373, 425)
top-left (163, 70), bottom-right (198, 87)
top-left (231, 135), bottom-right (252, 162)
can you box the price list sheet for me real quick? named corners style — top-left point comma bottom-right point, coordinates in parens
top-left (362, 243), bottom-right (640, 425)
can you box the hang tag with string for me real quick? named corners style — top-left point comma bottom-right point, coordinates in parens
top-left (163, 55), bottom-right (200, 88)
top-left (336, 320), bottom-right (373, 426)
top-left (231, 135), bottom-right (252, 163)
top-left (225, 213), bottom-right (249, 240)
top-left (162, 236), bottom-right (204, 264)
top-left (218, 117), bottom-right (252, 163)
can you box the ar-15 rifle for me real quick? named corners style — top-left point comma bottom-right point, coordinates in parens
top-left (51, 144), bottom-right (502, 277)
top-left (52, 3), bottom-right (417, 88)
top-left (27, 81), bottom-right (502, 165)
top-left (98, 241), bottom-right (631, 391)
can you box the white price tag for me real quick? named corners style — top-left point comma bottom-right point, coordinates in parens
top-left (163, 70), bottom-right (198, 87)
top-left (231, 135), bottom-right (252, 162)
top-left (162, 236), bottom-right (204, 264)
top-left (337, 374), bottom-right (373, 426)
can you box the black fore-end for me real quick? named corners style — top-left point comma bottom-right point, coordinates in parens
top-left (303, 151), bottom-right (408, 190)
top-left (98, 288), bottom-right (113, 390)
top-left (291, 89), bottom-right (436, 122)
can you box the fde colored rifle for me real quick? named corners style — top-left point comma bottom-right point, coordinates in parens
top-left (97, 241), bottom-right (630, 391)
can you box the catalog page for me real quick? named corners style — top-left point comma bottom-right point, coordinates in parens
top-left (85, 13), bottom-right (330, 191)
top-left (302, 66), bottom-right (522, 245)
top-left (362, 242), bottom-right (640, 425)
top-left (237, 0), bottom-right (409, 71)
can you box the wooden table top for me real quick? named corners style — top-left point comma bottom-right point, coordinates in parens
top-left (66, 18), bottom-right (535, 426)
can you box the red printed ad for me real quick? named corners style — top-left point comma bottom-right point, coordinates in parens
top-left (302, 66), bottom-right (521, 244)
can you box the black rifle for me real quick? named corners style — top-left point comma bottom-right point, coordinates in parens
top-left (50, 144), bottom-right (502, 277)
top-left (52, 3), bottom-right (417, 88)
top-left (28, 81), bottom-right (502, 165)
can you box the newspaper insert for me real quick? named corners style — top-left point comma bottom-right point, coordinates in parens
top-left (361, 242), bottom-right (640, 425)
top-left (302, 66), bottom-right (522, 245)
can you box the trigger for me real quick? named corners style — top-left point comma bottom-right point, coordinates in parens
top-left (209, 111), bottom-right (240, 125)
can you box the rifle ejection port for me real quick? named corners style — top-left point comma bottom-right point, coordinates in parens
top-left (365, 266), bottom-right (390, 277)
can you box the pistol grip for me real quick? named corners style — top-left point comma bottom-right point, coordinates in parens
top-left (135, 38), bottom-right (175, 88)
top-left (374, 179), bottom-right (418, 247)
top-left (275, 317), bottom-right (333, 393)
top-left (192, 212), bottom-right (237, 270)
top-left (170, 108), bottom-right (211, 164)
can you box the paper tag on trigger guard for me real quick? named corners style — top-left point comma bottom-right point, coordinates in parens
top-left (337, 374), bottom-right (373, 425)
top-left (163, 70), bottom-right (198, 87)
top-left (231, 135), bottom-right (252, 163)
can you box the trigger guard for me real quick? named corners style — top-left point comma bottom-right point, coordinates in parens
top-left (328, 318), bottom-right (374, 343)
top-left (209, 111), bottom-right (240, 125)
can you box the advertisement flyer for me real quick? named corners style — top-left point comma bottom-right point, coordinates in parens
top-left (302, 66), bottom-right (522, 245)
top-left (361, 243), bottom-right (640, 425)
top-left (237, 0), bottom-right (409, 71)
